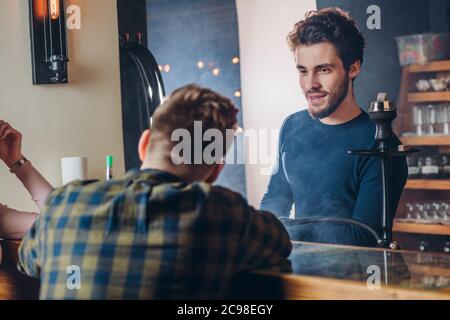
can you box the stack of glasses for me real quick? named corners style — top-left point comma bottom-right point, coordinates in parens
top-left (413, 103), bottom-right (450, 136)
top-left (399, 201), bottom-right (450, 225)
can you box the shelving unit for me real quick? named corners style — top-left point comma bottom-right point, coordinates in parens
top-left (401, 136), bottom-right (450, 146)
top-left (394, 60), bottom-right (450, 247)
top-left (405, 179), bottom-right (450, 190)
top-left (407, 91), bottom-right (450, 103)
top-left (393, 221), bottom-right (450, 236)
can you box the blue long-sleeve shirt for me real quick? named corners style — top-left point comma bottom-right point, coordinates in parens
top-left (260, 110), bottom-right (408, 247)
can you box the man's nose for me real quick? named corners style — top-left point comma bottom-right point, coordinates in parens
top-left (304, 75), bottom-right (321, 91)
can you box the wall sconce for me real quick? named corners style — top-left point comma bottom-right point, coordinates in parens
top-left (29, 0), bottom-right (69, 84)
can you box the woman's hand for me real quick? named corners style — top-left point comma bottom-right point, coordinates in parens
top-left (0, 120), bottom-right (23, 168)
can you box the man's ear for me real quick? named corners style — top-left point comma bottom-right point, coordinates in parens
top-left (138, 129), bottom-right (151, 162)
top-left (205, 163), bottom-right (224, 184)
top-left (348, 60), bottom-right (361, 79)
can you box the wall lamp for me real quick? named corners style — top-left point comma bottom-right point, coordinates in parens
top-left (29, 0), bottom-right (69, 84)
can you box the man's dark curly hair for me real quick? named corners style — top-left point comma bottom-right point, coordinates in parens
top-left (287, 7), bottom-right (366, 70)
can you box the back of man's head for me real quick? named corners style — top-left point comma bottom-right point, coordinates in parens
top-left (147, 84), bottom-right (239, 171)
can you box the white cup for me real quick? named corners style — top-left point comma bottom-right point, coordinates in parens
top-left (61, 157), bottom-right (88, 185)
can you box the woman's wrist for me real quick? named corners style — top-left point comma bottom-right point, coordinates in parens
top-left (8, 155), bottom-right (28, 174)
top-left (4, 154), bottom-right (24, 168)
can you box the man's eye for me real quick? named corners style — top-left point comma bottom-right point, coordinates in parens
top-left (298, 70), bottom-right (307, 76)
top-left (319, 68), bottom-right (331, 74)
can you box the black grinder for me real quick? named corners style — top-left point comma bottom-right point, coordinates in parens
top-left (349, 93), bottom-right (419, 249)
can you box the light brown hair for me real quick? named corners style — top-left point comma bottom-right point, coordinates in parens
top-left (149, 84), bottom-right (239, 163)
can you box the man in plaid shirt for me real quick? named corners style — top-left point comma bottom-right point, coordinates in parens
top-left (18, 84), bottom-right (292, 299)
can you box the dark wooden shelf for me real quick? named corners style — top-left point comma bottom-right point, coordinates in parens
top-left (407, 60), bottom-right (450, 73)
top-left (405, 179), bottom-right (450, 190)
top-left (401, 136), bottom-right (450, 146)
top-left (407, 92), bottom-right (450, 103)
top-left (393, 221), bottom-right (450, 236)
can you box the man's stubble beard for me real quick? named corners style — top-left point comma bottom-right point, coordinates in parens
top-left (308, 74), bottom-right (350, 120)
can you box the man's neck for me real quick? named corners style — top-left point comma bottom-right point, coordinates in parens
top-left (141, 159), bottom-right (206, 183)
top-left (319, 94), bottom-right (361, 125)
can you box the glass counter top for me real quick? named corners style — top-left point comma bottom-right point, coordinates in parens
top-left (289, 241), bottom-right (450, 292)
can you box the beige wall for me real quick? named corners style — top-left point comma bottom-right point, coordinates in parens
top-left (236, 0), bottom-right (317, 207)
top-left (0, 0), bottom-right (124, 211)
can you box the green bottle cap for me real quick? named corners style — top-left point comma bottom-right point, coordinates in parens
top-left (106, 155), bottom-right (113, 167)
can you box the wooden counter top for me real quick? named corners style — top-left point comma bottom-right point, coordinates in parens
top-left (0, 240), bottom-right (39, 300)
top-left (2, 240), bottom-right (450, 300)
top-left (230, 241), bottom-right (450, 299)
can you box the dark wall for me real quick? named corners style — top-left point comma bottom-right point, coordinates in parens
top-left (146, 0), bottom-right (247, 197)
top-left (428, 0), bottom-right (450, 32)
top-left (117, 0), bottom-right (151, 171)
top-left (117, 0), bottom-right (148, 46)
top-left (316, 0), bottom-right (436, 109)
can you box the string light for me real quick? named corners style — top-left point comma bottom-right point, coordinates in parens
top-left (197, 61), bottom-right (204, 69)
top-left (212, 68), bottom-right (220, 76)
top-left (234, 91), bottom-right (241, 98)
top-left (232, 57), bottom-right (240, 64)
top-left (164, 64), bottom-right (171, 73)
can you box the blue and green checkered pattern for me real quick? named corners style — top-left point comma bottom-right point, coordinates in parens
top-left (18, 169), bottom-right (292, 299)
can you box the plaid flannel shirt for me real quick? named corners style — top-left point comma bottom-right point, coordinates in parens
top-left (18, 169), bottom-right (292, 299)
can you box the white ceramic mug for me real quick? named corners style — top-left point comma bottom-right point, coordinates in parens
top-left (61, 157), bottom-right (88, 185)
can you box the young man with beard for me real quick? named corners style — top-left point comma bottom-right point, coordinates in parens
top-left (260, 8), bottom-right (408, 247)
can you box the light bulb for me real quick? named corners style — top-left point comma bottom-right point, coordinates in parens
top-left (49, 0), bottom-right (59, 20)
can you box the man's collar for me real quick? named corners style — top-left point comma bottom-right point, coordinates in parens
top-left (125, 168), bottom-right (187, 184)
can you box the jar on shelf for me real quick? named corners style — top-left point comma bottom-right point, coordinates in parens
top-left (440, 154), bottom-right (450, 179)
top-left (421, 156), bottom-right (440, 179)
top-left (443, 241), bottom-right (450, 254)
top-left (417, 240), bottom-right (431, 264)
top-left (407, 155), bottom-right (422, 179)
top-left (419, 240), bottom-right (429, 252)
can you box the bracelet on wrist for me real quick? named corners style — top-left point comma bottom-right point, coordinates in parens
top-left (9, 157), bottom-right (28, 174)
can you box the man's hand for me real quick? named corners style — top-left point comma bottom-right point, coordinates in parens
top-left (0, 120), bottom-right (24, 168)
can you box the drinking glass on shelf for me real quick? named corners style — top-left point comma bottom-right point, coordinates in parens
top-left (437, 103), bottom-right (447, 135)
top-left (428, 104), bottom-right (437, 135)
top-left (414, 203), bottom-right (426, 221)
top-left (442, 202), bottom-right (450, 224)
top-left (405, 202), bottom-right (415, 220)
top-left (436, 202), bottom-right (449, 223)
top-left (421, 105), bottom-right (430, 135)
top-left (446, 103), bottom-right (450, 136)
top-left (429, 202), bottom-right (441, 222)
top-left (413, 105), bottom-right (423, 136)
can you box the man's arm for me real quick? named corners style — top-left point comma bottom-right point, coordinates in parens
top-left (0, 203), bottom-right (37, 239)
top-left (239, 205), bottom-right (293, 273)
top-left (352, 139), bottom-right (408, 242)
top-left (14, 162), bottom-right (53, 210)
top-left (260, 118), bottom-right (294, 218)
top-left (17, 213), bottom-right (42, 278)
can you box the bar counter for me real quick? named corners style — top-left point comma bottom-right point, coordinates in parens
top-left (1, 240), bottom-right (450, 300)
top-left (231, 241), bottom-right (450, 299)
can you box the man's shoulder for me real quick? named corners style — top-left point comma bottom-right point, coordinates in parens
top-left (44, 179), bottom-right (120, 210)
top-left (207, 185), bottom-right (248, 207)
top-left (283, 109), bottom-right (311, 127)
top-left (278, 109), bottom-right (311, 139)
top-left (206, 186), bottom-right (279, 221)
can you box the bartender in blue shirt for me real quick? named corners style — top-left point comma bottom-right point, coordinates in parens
top-left (260, 8), bottom-right (407, 247)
